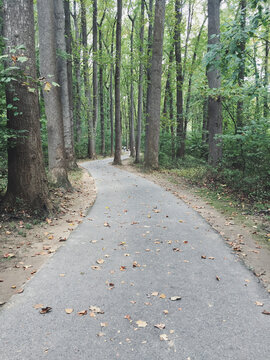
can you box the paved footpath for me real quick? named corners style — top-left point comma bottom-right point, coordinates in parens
top-left (1, 158), bottom-right (270, 360)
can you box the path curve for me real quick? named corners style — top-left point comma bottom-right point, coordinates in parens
top-left (0, 158), bottom-right (269, 359)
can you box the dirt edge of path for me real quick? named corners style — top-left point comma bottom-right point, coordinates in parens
top-left (119, 158), bottom-right (270, 293)
top-left (0, 165), bottom-right (96, 305)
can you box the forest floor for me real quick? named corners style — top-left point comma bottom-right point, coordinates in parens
top-left (120, 157), bottom-right (270, 293)
top-left (1, 156), bottom-right (269, 307)
top-left (0, 167), bottom-right (96, 305)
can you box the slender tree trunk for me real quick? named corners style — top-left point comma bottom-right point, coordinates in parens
top-left (54, 0), bottom-right (76, 169)
top-left (113, 0), bottom-right (122, 165)
top-left (264, 26), bottom-right (269, 118)
top-left (135, 0), bottom-right (144, 163)
top-left (110, 20), bottom-right (116, 156)
top-left (184, 16), bottom-right (207, 138)
top-left (128, 14), bottom-right (136, 158)
top-left (3, 0), bottom-right (51, 213)
top-left (145, 0), bottom-right (166, 169)
top-left (144, 0), bottom-right (154, 158)
top-left (98, 21), bottom-right (105, 156)
top-left (37, 0), bottom-right (70, 187)
top-left (64, 0), bottom-right (76, 167)
top-left (174, 0), bottom-right (185, 158)
top-left (92, 0), bottom-right (98, 157)
top-left (236, 0), bottom-right (246, 130)
top-left (73, 0), bottom-right (82, 143)
top-left (207, 0), bottom-right (222, 166)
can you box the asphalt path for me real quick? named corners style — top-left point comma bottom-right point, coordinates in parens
top-left (0, 157), bottom-right (270, 360)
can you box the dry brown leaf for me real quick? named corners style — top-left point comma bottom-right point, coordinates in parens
top-left (163, 310), bottom-right (169, 315)
top-left (97, 332), bottom-right (105, 337)
top-left (208, 257), bottom-right (215, 260)
top-left (96, 259), bottom-right (105, 265)
top-left (151, 291), bottom-right (159, 296)
top-left (160, 334), bottom-right (169, 341)
top-left (34, 304), bottom-right (44, 309)
top-left (78, 310), bottom-right (87, 316)
top-left (104, 222), bottom-right (110, 227)
top-left (65, 308), bottom-right (73, 314)
top-left (16, 289), bottom-right (24, 294)
top-left (154, 323), bottom-right (165, 329)
top-left (201, 255), bottom-right (207, 259)
top-left (262, 310), bottom-right (270, 315)
top-left (40, 307), bottom-right (52, 314)
top-left (125, 315), bottom-right (131, 321)
top-left (159, 293), bottom-right (166, 299)
top-left (255, 301), bottom-right (264, 306)
top-left (91, 265), bottom-right (101, 270)
top-left (216, 276), bottom-right (220, 281)
top-left (100, 322), bottom-right (108, 327)
top-left (89, 306), bottom-right (104, 314)
top-left (136, 320), bottom-right (147, 328)
top-left (120, 266), bottom-right (126, 271)
top-left (133, 261), bottom-right (140, 268)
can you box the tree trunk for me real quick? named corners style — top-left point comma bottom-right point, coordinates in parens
top-left (3, 0), bottom-right (51, 213)
top-left (207, 0), bottom-right (222, 167)
top-left (128, 14), bottom-right (136, 158)
top-left (144, 0), bottom-right (154, 158)
top-left (37, 0), bottom-right (70, 187)
top-left (113, 0), bottom-right (122, 165)
top-left (145, 0), bottom-right (166, 169)
top-left (92, 0), bottom-right (98, 157)
top-left (64, 0), bottom-right (76, 167)
top-left (135, 1), bottom-right (144, 163)
top-left (99, 24), bottom-right (105, 156)
top-left (109, 20), bottom-right (116, 156)
top-left (73, 0), bottom-right (82, 143)
top-left (54, 0), bottom-right (76, 169)
top-left (264, 25), bottom-right (269, 118)
top-left (174, 0), bottom-right (185, 158)
top-left (236, 0), bottom-right (246, 130)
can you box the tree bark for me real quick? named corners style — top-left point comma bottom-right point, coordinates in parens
top-left (135, 1), bottom-right (144, 163)
top-left (113, 0), bottom-right (122, 165)
top-left (128, 14), bottom-right (136, 158)
top-left (92, 0), bottom-right (98, 157)
top-left (64, 0), bottom-right (76, 167)
top-left (263, 25), bottom-right (269, 118)
top-left (144, 0), bottom-right (154, 158)
top-left (174, 0), bottom-right (185, 158)
top-left (145, 0), bottom-right (166, 169)
top-left (37, 0), bottom-right (70, 187)
top-left (207, 0), bottom-right (222, 167)
top-left (109, 20), bottom-right (116, 156)
top-left (3, 0), bottom-right (51, 213)
top-left (98, 12), bottom-right (106, 156)
top-left (73, 0), bottom-right (82, 143)
top-left (54, 0), bottom-right (76, 169)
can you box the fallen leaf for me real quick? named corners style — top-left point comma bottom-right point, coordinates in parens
top-left (91, 265), bottom-right (101, 270)
top-left (100, 322), bottom-right (108, 327)
top-left (216, 276), bottom-right (220, 281)
top-left (3, 253), bottom-right (15, 258)
top-left (65, 308), bottom-right (73, 314)
top-left (262, 310), bottom-right (270, 315)
top-left (169, 330), bottom-right (175, 334)
top-left (170, 296), bottom-right (181, 301)
top-left (104, 222), bottom-right (110, 227)
top-left (201, 255), bottom-right (207, 259)
top-left (159, 293), bottom-right (166, 299)
top-left (0, 279), bottom-right (3, 282)
top-left (59, 238), bottom-right (67, 242)
top-left (154, 323), bottom-right (165, 329)
top-left (151, 292), bottom-right (159, 296)
top-left (208, 257), bottom-right (215, 260)
top-left (16, 289), bottom-right (24, 294)
top-left (120, 266), bottom-right (126, 271)
top-left (160, 334), bottom-right (169, 341)
top-left (119, 242), bottom-right (126, 246)
top-left (97, 332), bottom-right (105, 337)
top-left (96, 259), bottom-right (105, 265)
top-left (78, 310), bottom-right (87, 316)
top-left (125, 315), bottom-right (131, 321)
top-left (163, 310), bottom-right (169, 315)
top-left (255, 301), bottom-right (264, 306)
top-left (89, 306), bottom-right (104, 314)
top-left (136, 320), bottom-right (147, 328)
top-left (40, 307), bottom-right (52, 314)
top-left (11, 285), bottom-right (16, 289)
top-left (173, 248), bottom-right (181, 252)
top-left (133, 261), bottom-right (140, 268)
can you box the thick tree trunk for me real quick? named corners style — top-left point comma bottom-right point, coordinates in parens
top-left (135, 1), bottom-right (144, 163)
top-left (144, 0), bottom-right (154, 158)
top-left (37, 0), bottom-right (70, 187)
top-left (113, 0), bottom-right (122, 165)
top-left (64, 0), bottom-right (76, 167)
top-left (54, 0), bottom-right (76, 169)
top-left (128, 15), bottom-right (136, 158)
top-left (109, 20), bottom-right (116, 156)
top-left (145, 0), bottom-right (166, 169)
top-left (207, 0), bottom-right (222, 167)
top-left (236, 0), bottom-right (246, 130)
top-left (3, 0), bottom-right (51, 213)
top-left (73, 0), bottom-right (82, 143)
top-left (174, 0), bottom-right (185, 158)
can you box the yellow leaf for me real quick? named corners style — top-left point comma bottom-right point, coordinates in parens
top-left (44, 82), bottom-right (52, 92)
